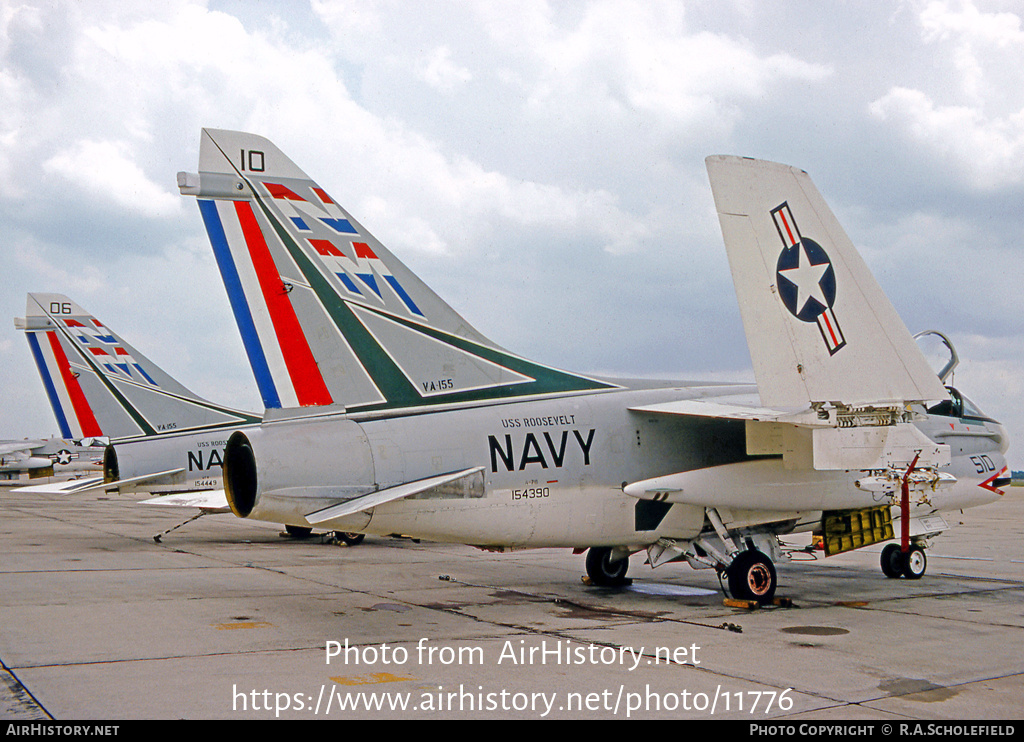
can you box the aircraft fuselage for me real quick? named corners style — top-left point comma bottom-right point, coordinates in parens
top-left (224, 385), bottom-right (1008, 549)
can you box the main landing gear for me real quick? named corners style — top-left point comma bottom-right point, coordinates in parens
top-left (725, 549), bottom-right (778, 603)
top-left (881, 542), bottom-right (927, 579)
top-left (335, 531), bottom-right (365, 546)
top-left (584, 543), bottom-right (781, 603)
top-left (585, 546), bottom-right (631, 587)
top-left (583, 509), bottom-right (784, 601)
top-left (283, 525), bottom-right (366, 546)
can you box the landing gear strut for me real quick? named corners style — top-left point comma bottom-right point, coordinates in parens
top-left (883, 453), bottom-right (928, 580)
top-left (726, 549), bottom-right (777, 603)
top-left (585, 547), bottom-right (630, 587)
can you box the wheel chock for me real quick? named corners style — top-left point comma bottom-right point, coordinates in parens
top-left (723, 596), bottom-right (793, 609)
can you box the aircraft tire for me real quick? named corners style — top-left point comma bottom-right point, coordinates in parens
top-left (335, 531), bottom-right (365, 546)
top-left (880, 543), bottom-right (904, 578)
top-left (901, 545), bottom-right (927, 579)
top-left (284, 525), bottom-right (313, 539)
top-left (585, 547), bottom-right (629, 587)
top-left (727, 550), bottom-right (777, 603)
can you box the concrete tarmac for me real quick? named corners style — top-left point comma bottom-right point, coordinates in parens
top-left (1, 484), bottom-right (1022, 720)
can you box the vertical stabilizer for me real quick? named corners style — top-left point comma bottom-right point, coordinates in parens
top-left (181, 129), bottom-right (613, 413)
top-left (18, 294), bottom-right (260, 440)
top-left (705, 156), bottom-right (947, 409)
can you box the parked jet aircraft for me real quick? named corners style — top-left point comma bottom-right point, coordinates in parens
top-left (0, 436), bottom-right (102, 481)
top-left (18, 293), bottom-right (260, 440)
top-left (15, 293), bottom-right (366, 541)
top-left (14, 293), bottom-right (257, 508)
top-left (167, 130), bottom-right (1008, 601)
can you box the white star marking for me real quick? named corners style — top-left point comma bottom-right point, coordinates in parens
top-left (778, 242), bottom-right (830, 316)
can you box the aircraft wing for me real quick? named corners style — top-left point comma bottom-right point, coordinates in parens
top-left (626, 157), bottom-right (956, 485)
top-left (633, 156), bottom-right (953, 487)
top-left (628, 397), bottom-right (948, 474)
top-left (0, 440), bottom-right (46, 455)
top-left (705, 156), bottom-right (948, 409)
top-left (626, 398), bottom-right (951, 510)
top-left (306, 467), bottom-right (485, 524)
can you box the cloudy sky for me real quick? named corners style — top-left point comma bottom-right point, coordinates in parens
top-left (1, 0), bottom-right (1021, 467)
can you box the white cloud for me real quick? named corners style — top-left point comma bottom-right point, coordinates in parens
top-left (919, 0), bottom-right (1024, 49)
top-left (416, 46), bottom-right (472, 92)
top-left (869, 86), bottom-right (1024, 189)
top-left (921, 0), bottom-right (1024, 107)
top-left (37, 1), bottom-right (647, 259)
top-left (482, 1), bottom-right (832, 131)
top-left (868, 1), bottom-right (1024, 188)
top-left (9, 234), bottom-right (108, 297)
top-left (43, 140), bottom-right (181, 217)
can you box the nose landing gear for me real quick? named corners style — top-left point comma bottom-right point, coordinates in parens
top-left (881, 542), bottom-right (927, 579)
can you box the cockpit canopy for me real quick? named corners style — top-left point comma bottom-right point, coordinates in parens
top-left (927, 387), bottom-right (998, 424)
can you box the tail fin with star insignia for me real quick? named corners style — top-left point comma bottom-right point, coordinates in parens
top-left (705, 156), bottom-right (947, 409)
top-left (16, 293), bottom-right (260, 441)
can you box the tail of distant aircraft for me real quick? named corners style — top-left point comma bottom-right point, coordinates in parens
top-left (16, 293), bottom-right (259, 441)
top-left (179, 129), bottom-right (614, 414)
top-left (705, 156), bottom-right (947, 409)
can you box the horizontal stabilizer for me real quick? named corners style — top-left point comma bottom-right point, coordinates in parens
top-left (306, 466), bottom-right (484, 524)
top-left (706, 156), bottom-right (947, 408)
top-left (141, 490), bottom-right (231, 513)
top-left (14, 468), bottom-right (187, 496)
top-left (13, 476), bottom-right (105, 494)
